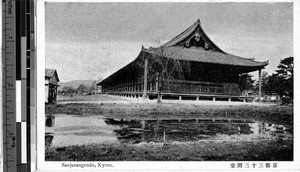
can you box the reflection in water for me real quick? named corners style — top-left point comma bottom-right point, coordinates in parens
top-left (45, 115), bottom-right (55, 127)
top-left (45, 133), bottom-right (54, 148)
top-left (45, 115), bottom-right (293, 147)
top-left (104, 118), bottom-right (257, 144)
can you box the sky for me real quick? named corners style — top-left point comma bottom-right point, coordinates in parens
top-left (45, 2), bottom-right (293, 82)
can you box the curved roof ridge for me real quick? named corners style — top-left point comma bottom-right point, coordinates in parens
top-left (162, 19), bottom-right (200, 47)
top-left (161, 19), bottom-right (225, 53)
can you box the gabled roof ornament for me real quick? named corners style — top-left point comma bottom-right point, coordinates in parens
top-left (161, 19), bottom-right (224, 53)
top-left (196, 18), bottom-right (201, 25)
top-left (194, 18), bottom-right (201, 26)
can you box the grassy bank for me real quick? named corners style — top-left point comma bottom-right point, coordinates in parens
top-left (46, 103), bottom-right (293, 125)
top-left (46, 138), bottom-right (293, 161)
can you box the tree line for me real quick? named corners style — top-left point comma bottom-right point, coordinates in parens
top-left (238, 57), bottom-right (293, 102)
top-left (60, 81), bottom-right (98, 95)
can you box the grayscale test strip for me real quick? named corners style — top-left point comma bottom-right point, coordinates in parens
top-left (2, 0), bottom-right (34, 172)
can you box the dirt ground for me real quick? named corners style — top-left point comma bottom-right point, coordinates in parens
top-left (47, 95), bottom-right (293, 125)
top-left (45, 94), bottom-right (293, 161)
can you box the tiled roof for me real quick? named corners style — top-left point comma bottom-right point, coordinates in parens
top-left (143, 46), bottom-right (268, 68)
top-left (45, 69), bottom-right (60, 82)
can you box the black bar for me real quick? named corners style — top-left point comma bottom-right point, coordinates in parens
top-left (27, 51), bottom-right (30, 68)
top-left (26, 107), bottom-right (30, 121)
top-left (27, 86), bottom-right (30, 172)
top-left (16, 123), bottom-right (21, 164)
top-left (27, 14), bottom-right (30, 49)
top-left (20, 0), bottom-right (26, 37)
top-left (27, 69), bottom-right (30, 87)
top-left (26, 0), bottom-right (30, 13)
top-left (27, 1), bottom-right (34, 171)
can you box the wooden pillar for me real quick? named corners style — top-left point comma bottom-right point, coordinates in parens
top-left (258, 69), bottom-right (262, 102)
top-left (55, 86), bottom-right (58, 102)
top-left (143, 58), bottom-right (148, 98)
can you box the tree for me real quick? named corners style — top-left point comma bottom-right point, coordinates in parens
top-left (276, 57), bottom-right (293, 98)
top-left (276, 57), bottom-right (293, 79)
top-left (263, 57), bottom-right (293, 102)
top-left (264, 74), bottom-right (285, 97)
top-left (88, 81), bottom-right (98, 94)
top-left (76, 84), bottom-right (86, 95)
top-left (62, 86), bottom-right (76, 94)
top-left (140, 46), bottom-right (185, 103)
top-left (238, 73), bottom-right (255, 93)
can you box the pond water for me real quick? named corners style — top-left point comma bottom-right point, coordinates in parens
top-left (45, 115), bottom-right (293, 148)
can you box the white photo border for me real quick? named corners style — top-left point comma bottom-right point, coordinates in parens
top-left (36, 0), bottom-right (300, 171)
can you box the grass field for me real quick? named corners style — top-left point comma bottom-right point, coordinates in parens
top-left (47, 98), bottom-right (293, 126)
top-left (45, 94), bottom-right (293, 161)
top-left (46, 138), bottom-right (293, 161)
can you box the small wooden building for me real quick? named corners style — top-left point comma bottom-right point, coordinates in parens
top-left (45, 69), bottom-right (60, 103)
top-left (98, 19), bottom-right (268, 101)
top-left (97, 85), bottom-right (102, 94)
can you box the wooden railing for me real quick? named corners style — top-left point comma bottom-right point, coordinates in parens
top-left (102, 79), bottom-right (241, 95)
top-left (158, 80), bottom-right (240, 95)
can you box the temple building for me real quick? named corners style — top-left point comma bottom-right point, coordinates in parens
top-left (98, 19), bottom-right (268, 101)
top-left (45, 69), bottom-right (60, 103)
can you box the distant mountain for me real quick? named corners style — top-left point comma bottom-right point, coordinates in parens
top-left (58, 80), bottom-right (98, 91)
